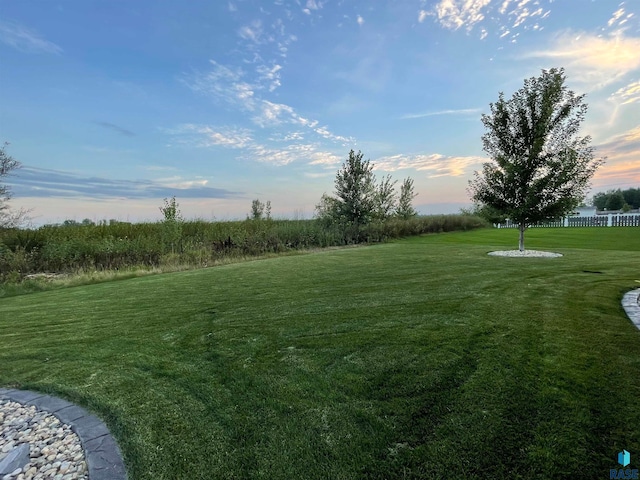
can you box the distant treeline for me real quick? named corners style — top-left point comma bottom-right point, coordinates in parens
top-left (592, 188), bottom-right (640, 211)
top-left (0, 215), bottom-right (487, 282)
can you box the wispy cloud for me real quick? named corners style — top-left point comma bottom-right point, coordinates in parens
top-left (238, 20), bottom-right (263, 44)
top-left (183, 61), bottom-right (354, 145)
top-left (607, 6), bottom-right (634, 29)
top-left (430, 0), bottom-right (492, 31)
top-left (94, 121), bottom-right (135, 137)
top-left (170, 124), bottom-right (253, 149)
top-left (183, 60), bottom-right (256, 110)
top-left (372, 153), bottom-right (484, 177)
top-left (593, 125), bottom-right (640, 186)
top-left (244, 143), bottom-right (341, 167)
top-left (7, 167), bottom-right (240, 199)
top-left (0, 20), bottom-right (62, 54)
top-left (400, 108), bottom-right (481, 120)
top-left (499, 0), bottom-right (547, 29)
top-left (247, 144), bottom-right (303, 165)
top-left (140, 165), bottom-right (179, 172)
top-left (521, 31), bottom-right (640, 89)
top-left (312, 126), bottom-right (353, 144)
top-left (302, 0), bottom-right (322, 15)
top-left (253, 100), bottom-right (294, 127)
top-left (357, 15), bottom-right (365, 26)
top-left (427, 0), bottom-right (550, 38)
top-left (610, 80), bottom-right (640, 106)
top-left (608, 7), bottom-right (625, 27)
top-left (598, 125), bottom-right (640, 156)
top-left (169, 123), bottom-right (344, 167)
top-left (256, 63), bottom-right (282, 92)
top-left (308, 151), bottom-right (342, 166)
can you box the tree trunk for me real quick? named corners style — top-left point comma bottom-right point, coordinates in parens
top-left (518, 224), bottom-right (525, 252)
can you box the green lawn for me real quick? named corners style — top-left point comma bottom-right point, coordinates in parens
top-left (1, 227), bottom-right (639, 479)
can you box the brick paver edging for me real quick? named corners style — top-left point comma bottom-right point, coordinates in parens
top-left (622, 288), bottom-right (640, 331)
top-left (0, 388), bottom-right (127, 480)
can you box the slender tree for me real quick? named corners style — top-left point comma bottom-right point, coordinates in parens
top-left (334, 149), bottom-right (376, 229)
top-left (0, 142), bottom-right (29, 228)
top-left (396, 177), bottom-right (418, 219)
top-left (159, 196), bottom-right (183, 254)
top-left (374, 174), bottom-right (397, 220)
top-left (250, 199), bottom-right (265, 220)
top-left (469, 68), bottom-right (604, 251)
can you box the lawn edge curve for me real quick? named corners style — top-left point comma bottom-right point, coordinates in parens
top-left (0, 388), bottom-right (127, 480)
top-left (622, 288), bottom-right (640, 331)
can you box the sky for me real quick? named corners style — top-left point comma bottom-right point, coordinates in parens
top-left (1, 0), bottom-right (639, 225)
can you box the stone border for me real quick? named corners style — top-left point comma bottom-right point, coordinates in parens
top-left (0, 389), bottom-right (127, 480)
top-left (622, 288), bottom-right (640, 331)
top-left (487, 250), bottom-right (563, 257)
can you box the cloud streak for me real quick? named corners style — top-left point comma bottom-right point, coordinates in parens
top-left (426, 0), bottom-right (551, 39)
top-left (521, 31), bottom-right (640, 89)
top-left (592, 125), bottom-right (640, 186)
top-left (0, 20), bottom-right (62, 54)
top-left (183, 60), bottom-right (354, 145)
top-left (94, 121), bottom-right (135, 137)
top-left (399, 108), bottom-right (481, 120)
top-left (430, 0), bottom-right (492, 31)
top-left (610, 80), bottom-right (640, 106)
top-left (373, 153), bottom-right (484, 177)
top-left (7, 167), bottom-right (240, 199)
top-left (170, 124), bottom-right (253, 149)
top-left (169, 124), bottom-right (343, 167)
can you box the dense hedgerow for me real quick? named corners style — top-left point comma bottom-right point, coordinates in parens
top-left (0, 215), bottom-right (487, 281)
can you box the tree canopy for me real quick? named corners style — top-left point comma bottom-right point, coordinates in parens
top-left (334, 149), bottom-right (377, 228)
top-left (593, 188), bottom-right (639, 211)
top-left (469, 68), bottom-right (604, 250)
top-left (315, 149), bottom-right (418, 241)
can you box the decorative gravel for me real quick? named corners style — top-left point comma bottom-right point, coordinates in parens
top-left (0, 400), bottom-right (88, 480)
top-left (488, 250), bottom-right (563, 257)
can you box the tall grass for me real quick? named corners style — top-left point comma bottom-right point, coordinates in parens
top-left (0, 215), bottom-right (487, 284)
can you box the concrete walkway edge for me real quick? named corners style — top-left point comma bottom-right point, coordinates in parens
top-left (0, 389), bottom-right (127, 480)
top-left (622, 288), bottom-right (640, 331)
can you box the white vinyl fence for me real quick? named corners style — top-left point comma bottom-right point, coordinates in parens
top-left (496, 213), bottom-right (640, 228)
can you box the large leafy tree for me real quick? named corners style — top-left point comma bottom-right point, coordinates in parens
top-left (469, 68), bottom-right (604, 251)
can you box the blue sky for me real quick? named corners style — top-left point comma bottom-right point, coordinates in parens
top-left (1, 0), bottom-right (639, 224)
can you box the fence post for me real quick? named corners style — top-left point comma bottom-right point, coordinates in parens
top-left (563, 217), bottom-right (568, 227)
top-left (607, 214), bottom-right (612, 227)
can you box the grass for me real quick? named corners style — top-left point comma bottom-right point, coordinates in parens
top-left (0, 248), bottom-right (328, 299)
top-left (1, 227), bottom-right (639, 479)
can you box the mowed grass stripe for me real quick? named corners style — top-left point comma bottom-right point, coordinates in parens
top-left (1, 228), bottom-right (639, 479)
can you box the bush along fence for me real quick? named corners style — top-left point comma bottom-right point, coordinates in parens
top-left (496, 213), bottom-right (640, 228)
